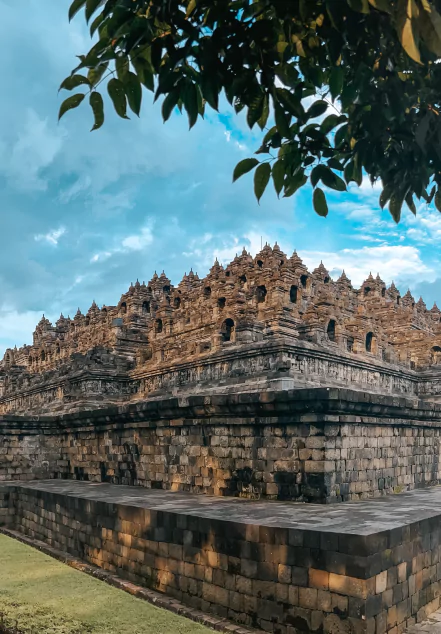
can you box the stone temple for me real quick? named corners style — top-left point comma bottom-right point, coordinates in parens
top-left (2, 244), bottom-right (441, 634)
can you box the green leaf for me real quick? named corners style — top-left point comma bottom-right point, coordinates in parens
top-left (58, 93), bottom-right (85, 120)
top-left (329, 67), bottom-right (344, 101)
top-left (183, 82), bottom-right (198, 129)
top-left (162, 89), bottom-right (180, 122)
top-left (389, 194), bottom-right (403, 223)
top-left (69, 0), bottom-right (86, 21)
top-left (306, 101), bottom-right (328, 120)
top-left (254, 163), bottom-right (271, 204)
top-left (313, 187), bottom-right (328, 217)
top-left (274, 101), bottom-right (291, 138)
top-left (348, 0), bottom-right (370, 13)
top-left (186, 0), bottom-right (197, 17)
top-left (116, 57), bottom-right (129, 82)
top-left (200, 74), bottom-right (219, 111)
top-left (124, 72), bottom-right (142, 116)
top-left (85, 0), bottom-right (102, 23)
top-left (276, 88), bottom-right (305, 120)
top-left (90, 91), bottom-right (104, 131)
top-left (405, 192), bottom-right (416, 215)
top-left (233, 158), bottom-right (259, 182)
top-left (312, 165), bottom-right (347, 191)
top-left (272, 160), bottom-right (285, 197)
top-left (327, 158), bottom-right (344, 171)
top-left (416, 2), bottom-right (441, 57)
top-left (247, 93), bottom-right (264, 129)
top-left (326, 171), bottom-right (347, 191)
top-left (131, 57), bottom-right (154, 93)
top-left (90, 12), bottom-right (104, 36)
top-left (59, 74), bottom-right (90, 92)
top-left (368, 0), bottom-right (392, 12)
top-left (344, 161), bottom-right (355, 184)
top-left (379, 185), bottom-right (393, 209)
top-left (87, 63), bottom-right (109, 87)
top-left (284, 171), bottom-right (307, 198)
top-left (311, 165), bottom-right (324, 188)
top-left (321, 114), bottom-right (345, 135)
top-left (396, 0), bottom-right (422, 64)
top-left (257, 94), bottom-right (270, 130)
top-left (107, 78), bottom-right (129, 119)
top-left (352, 155), bottom-right (363, 186)
top-left (435, 189), bottom-right (441, 212)
top-left (334, 124), bottom-right (349, 148)
top-left (275, 64), bottom-right (299, 89)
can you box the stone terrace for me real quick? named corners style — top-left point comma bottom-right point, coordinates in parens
top-left (3, 480), bottom-right (441, 634)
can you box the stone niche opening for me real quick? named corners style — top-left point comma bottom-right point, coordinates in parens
top-left (366, 331), bottom-right (376, 353)
top-left (290, 285), bottom-right (298, 303)
top-left (432, 345), bottom-right (441, 364)
top-left (256, 285), bottom-right (267, 304)
top-left (327, 319), bottom-right (336, 342)
top-left (221, 318), bottom-right (235, 342)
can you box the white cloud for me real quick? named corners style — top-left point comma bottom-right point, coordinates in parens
top-left (300, 245), bottom-right (434, 288)
top-left (34, 226), bottom-right (66, 246)
top-left (0, 109), bottom-right (63, 191)
top-left (91, 221), bottom-right (154, 263)
top-left (175, 232), bottom-right (434, 292)
top-left (121, 226), bottom-right (153, 251)
top-left (90, 252), bottom-right (111, 263)
top-left (182, 230), bottom-right (287, 271)
top-left (0, 308), bottom-right (57, 356)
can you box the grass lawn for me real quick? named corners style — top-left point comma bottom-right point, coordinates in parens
top-left (0, 534), bottom-right (213, 633)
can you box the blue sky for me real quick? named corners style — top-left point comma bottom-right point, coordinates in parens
top-left (0, 0), bottom-right (440, 355)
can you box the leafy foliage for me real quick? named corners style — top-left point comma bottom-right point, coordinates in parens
top-left (60, 0), bottom-right (441, 221)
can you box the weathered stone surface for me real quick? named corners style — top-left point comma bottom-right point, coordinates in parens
top-left (1, 388), bottom-right (441, 503)
top-left (3, 480), bottom-right (441, 634)
top-left (2, 246), bottom-right (441, 415)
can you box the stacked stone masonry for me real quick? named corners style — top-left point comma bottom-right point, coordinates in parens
top-left (1, 389), bottom-right (441, 504)
top-left (3, 245), bottom-right (441, 415)
top-left (2, 247), bottom-right (441, 634)
top-left (2, 480), bottom-right (441, 634)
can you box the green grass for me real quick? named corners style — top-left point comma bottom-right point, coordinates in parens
top-left (0, 534), bottom-right (212, 634)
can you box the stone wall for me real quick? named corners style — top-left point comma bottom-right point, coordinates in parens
top-left (1, 389), bottom-right (441, 503)
top-left (0, 486), bottom-right (14, 527)
top-left (3, 480), bottom-right (441, 634)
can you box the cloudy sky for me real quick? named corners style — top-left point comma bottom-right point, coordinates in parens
top-left (0, 0), bottom-right (440, 355)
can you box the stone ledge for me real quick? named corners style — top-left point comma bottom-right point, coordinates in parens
top-left (7, 479), bottom-right (441, 538)
top-left (1, 387), bottom-right (441, 432)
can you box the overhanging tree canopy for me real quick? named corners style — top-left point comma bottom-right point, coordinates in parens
top-left (60, 0), bottom-right (441, 221)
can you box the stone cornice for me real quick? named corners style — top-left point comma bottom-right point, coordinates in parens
top-left (1, 387), bottom-right (441, 434)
